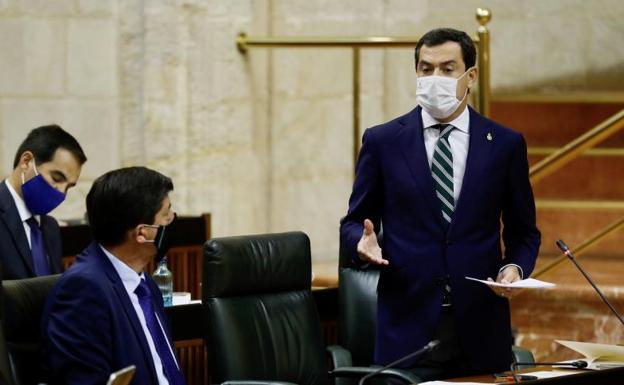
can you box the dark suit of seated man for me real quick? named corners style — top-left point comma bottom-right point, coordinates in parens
top-left (41, 167), bottom-right (186, 385)
top-left (0, 125), bottom-right (86, 279)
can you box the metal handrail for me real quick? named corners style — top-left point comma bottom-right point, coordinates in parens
top-left (529, 109), bottom-right (624, 184)
top-left (529, 109), bottom-right (624, 278)
top-left (528, 147), bottom-right (624, 157)
top-left (237, 8), bottom-right (492, 167)
top-left (532, 217), bottom-right (624, 278)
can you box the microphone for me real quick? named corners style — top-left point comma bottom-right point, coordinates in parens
top-left (556, 240), bottom-right (624, 327)
top-left (357, 340), bottom-right (440, 385)
top-left (509, 360), bottom-right (587, 384)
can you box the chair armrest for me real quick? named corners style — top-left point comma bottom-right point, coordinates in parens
top-left (512, 345), bottom-right (535, 369)
top-left (222, 381), bottom-right (298, 385)
top-left (330, 366), bottom-right (422, 384)
top-left (327, 344), bottom-right (353, 368)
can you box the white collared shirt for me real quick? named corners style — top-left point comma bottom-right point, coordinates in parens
top-left (421, 106), bottom-right (470, 204)
top-left (100, 244), bottom-right (178, 385)
top-left (4, 179), bottom-right (39, 247)
top-left (420, 108), bottom-right (523, 279)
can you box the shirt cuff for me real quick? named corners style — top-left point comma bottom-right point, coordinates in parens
top-left (499, 263), bottom-right (523, 280)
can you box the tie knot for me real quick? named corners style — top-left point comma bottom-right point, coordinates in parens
top-left (431, 124), bottom-right (454, 139)
top-left (26, 217), bottom-right (39, 229)
top-left (134, 279), bottom-right (151, 299)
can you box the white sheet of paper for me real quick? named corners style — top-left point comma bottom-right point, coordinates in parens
top-left (556, 340), bottom-right (624, 369)
top-left (529, 370), bottom-right (583, 378)
top-left (465, 276), bottom-right (556, 288)
top-left (420, 381), bottom-right (491, 385)
top-left (418, 370), bottom-right (582, 384)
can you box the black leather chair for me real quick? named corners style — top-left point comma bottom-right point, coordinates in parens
top-left (203, 232), bottom-right (385, 385)
top-left (332, 244), bottom-right (535, 382)
top-left (2, 275), bottom-right (60, 385)
top-left (202, 232), bottom-right (327, 385)
top-left (0, 267), bottom-right (13, 385)
top-left (328, 252), bottom-right (420, 385)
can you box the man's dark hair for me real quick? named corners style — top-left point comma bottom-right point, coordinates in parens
top-left (13, 124), bottom-right (87, 168)
top-left (86, 167), bottom-right (174, 246)
top-left (414, 28), bottom-right (477, 70)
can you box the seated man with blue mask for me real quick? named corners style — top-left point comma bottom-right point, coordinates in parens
top-left (42, 166), bottom-right (186, 385)
top-left (0, 125), bottom-right (86, 279)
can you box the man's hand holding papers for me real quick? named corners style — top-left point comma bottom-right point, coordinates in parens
top-left (466, 276), bottom-right (556, 299)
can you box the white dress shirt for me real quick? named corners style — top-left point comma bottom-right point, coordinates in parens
top-left (5, 179), bottom-right (39, 246)
top-left (100, 245), bottom-right (178, 385)
top-left (420, 108), bottom-right (523, 279)
top-left (421, 107), bottom-right (470, 204)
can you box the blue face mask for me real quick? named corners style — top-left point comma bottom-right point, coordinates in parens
top-left (21, 162), bottom-right (65, 215)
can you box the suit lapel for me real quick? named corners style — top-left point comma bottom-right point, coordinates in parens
top-left (94, 244), bottom-right (160, 383)
top-left (0, 181), bottom-right (35, 275)
top-left (449, 107), bottom-right (494, 232)
top-left (396, 107), bottom-right (446, 229)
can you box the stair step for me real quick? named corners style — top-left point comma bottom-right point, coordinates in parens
top-left (491, 101), bottom-right (624, 147)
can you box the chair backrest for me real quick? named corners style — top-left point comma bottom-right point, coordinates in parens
top-left (0, 266), bottom-right (13, 385)
top-left (202, 232), bottom-right (327, 385)
top-left (2, 275), bottom-right (60, 385)
top-left (338, 268), bottom-right (379, 367)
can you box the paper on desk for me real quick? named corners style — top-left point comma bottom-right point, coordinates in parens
top-left (465, 276), bottom-right (556, 288)
top-left (556, 340), bottom-right (624, 370)
top-left (418, 370), bottom-right (581, 384)
top-left (420, 381), bottom-right (491, 385)
top-left (529, 370), bottom-right (583, 378)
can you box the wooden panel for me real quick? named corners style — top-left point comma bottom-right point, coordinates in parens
top-left (175, 339), bottom-right (209, 385)
top-left (145, 246), bottom-right (203, 299)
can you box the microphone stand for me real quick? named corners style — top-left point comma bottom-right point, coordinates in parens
top-left (556, 240), bottom-right (624, 327)
top-left (357, 340), bottom-right (440, 385)
top-left (509, 360), bottom-right (587, 384)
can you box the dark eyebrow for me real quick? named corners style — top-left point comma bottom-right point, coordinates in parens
top-left (418, 60), bottom-right (457, 68)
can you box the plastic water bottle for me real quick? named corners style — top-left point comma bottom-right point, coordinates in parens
top-left (152, 257), bottom-right (173, 307)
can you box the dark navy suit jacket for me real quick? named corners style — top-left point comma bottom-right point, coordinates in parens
top-left (340, 106), bottom-right (540, 373)
top-left (0, 181), bottom-right (63, 279)
top-left (41, 242), bottom-right (175, 385)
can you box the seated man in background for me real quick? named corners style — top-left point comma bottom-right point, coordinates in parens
top-left (0, 125), bottom-right (86, 279)
top-left (42, 166), bottom-right (186, 385)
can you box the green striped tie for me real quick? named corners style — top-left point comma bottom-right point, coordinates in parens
top-left (431, 124), bottom-right (455, 225)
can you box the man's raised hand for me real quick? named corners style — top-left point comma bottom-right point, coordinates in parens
top-left (356, 219), bottom-right (389, 265)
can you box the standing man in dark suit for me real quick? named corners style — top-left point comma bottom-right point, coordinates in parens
top-left (0, 125), bottom-right (86, 279)
top-left (340, 28), bottom-right (540, 378)
top-left (42, 167), bottom-right (186, 385)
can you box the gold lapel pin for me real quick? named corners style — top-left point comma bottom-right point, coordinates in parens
top-left (486, 132), bottom-right (493, 141)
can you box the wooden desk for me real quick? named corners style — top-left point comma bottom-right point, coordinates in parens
top-left (451, 366), bottom-right (624, 384)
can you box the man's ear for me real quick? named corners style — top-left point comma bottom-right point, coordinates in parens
top-left (17, 151), bottom-right (35, 172)
top-left (134, 225), bottom-right (149, 243)
top-left (466, 66), bottom-right (478, 89)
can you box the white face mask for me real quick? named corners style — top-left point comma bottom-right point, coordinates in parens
top-left (416, 70), bottom-right (470, 120)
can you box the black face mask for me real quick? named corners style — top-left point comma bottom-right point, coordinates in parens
top-left (144, 214), bottom-right (176, 262)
